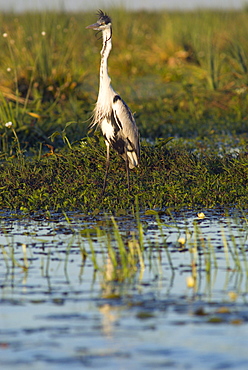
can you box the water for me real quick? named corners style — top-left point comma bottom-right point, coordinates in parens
top-left (1, 209), bottom-right (248, 369)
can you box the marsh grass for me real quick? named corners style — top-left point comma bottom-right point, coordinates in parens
top-left (0, 135), bottom-right (247, 211)
top-left (0, 9), bottom-right (247, 211)
top-left (1, 211), bottom-right (247, 300)
top-left (0, 10), bottom-right (247, 144)
top-left (85, 210), bottom-right (248, 299)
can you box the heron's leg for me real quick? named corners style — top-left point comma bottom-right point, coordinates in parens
top-left (102, 142), bottom-right (110, 196)
top-left (124, 147), bottom-right (130, 192)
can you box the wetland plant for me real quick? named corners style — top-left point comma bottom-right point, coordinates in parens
top-left (0, 210), bottom-right (247, 300)
top-left (0, 9), bottom-right (247, 211)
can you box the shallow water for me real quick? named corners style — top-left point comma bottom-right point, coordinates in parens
top-left (0, 209), bottom-right (248, 369)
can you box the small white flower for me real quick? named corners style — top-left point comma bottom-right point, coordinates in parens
top-left (5, 121), bottom-right (13, 128)
top-left (7, 67), bottom-right (11, 72)
top-left (235, 87), bottom-right (246, 95)
top-left (3, 32), bottom-right (8, 38)
top-left (41, 31), bottom-right (46, 36)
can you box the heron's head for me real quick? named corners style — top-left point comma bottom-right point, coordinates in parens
top-left (86, 10), bottom-right (112, 31)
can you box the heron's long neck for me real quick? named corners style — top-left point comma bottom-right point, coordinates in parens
top-left (98, 27), bottom-right (112, 98)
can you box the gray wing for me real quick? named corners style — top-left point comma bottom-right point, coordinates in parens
top-left (111, 95), bottom-right (140, 168)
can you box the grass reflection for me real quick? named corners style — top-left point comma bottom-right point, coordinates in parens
top-left (0, 210), bottom-right (247, 302)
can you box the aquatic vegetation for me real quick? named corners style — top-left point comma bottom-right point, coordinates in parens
top-left (1, 209), bottom-right (248, 299)
top-left (0, 209), bottom-right (248, 368)
top-left (0, 136), bottom-right (247, 211)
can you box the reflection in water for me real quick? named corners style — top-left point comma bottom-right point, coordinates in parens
top-left (99, 303), bottom-right (120, 338)
top-left (0, 209), bottom-right (248, 368)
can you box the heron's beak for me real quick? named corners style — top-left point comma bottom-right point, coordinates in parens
top-left (86, 22), bottom-right (101, 30)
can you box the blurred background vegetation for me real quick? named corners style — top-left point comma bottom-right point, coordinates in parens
top-left (0, 8), bottom-right (247, 156)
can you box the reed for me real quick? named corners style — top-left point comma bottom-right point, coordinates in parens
top-left (1, 209), bottom-right (247, 301)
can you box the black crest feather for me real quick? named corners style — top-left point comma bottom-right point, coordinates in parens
top-left (96, 9), bottom-right (111, 25)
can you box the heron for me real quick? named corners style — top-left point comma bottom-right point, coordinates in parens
top-left (86, 10), bottom-right (140, 195)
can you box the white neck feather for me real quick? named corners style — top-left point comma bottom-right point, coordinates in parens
top-left (93, 27), bottom-right (115, 126)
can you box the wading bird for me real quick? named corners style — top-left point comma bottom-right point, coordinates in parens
top-left (86, 10), bottom-right (140, 195)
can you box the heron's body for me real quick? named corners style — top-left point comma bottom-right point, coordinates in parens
top-left (86, 11), bottom-right (140, 193)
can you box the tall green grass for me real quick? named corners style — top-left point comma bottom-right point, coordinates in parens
top-left (0, 9), bottom-right (247, 154)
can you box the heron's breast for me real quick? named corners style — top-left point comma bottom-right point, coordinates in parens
top-left (101, 118), bottom-right (115, 142)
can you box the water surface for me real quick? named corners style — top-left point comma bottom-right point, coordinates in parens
top-left (1, 209), bottom-right (248, 369)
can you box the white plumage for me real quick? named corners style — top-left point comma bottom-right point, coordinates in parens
top-left (86, 10), bottom-right (140, 194)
